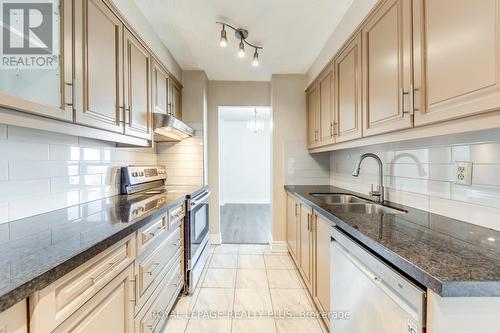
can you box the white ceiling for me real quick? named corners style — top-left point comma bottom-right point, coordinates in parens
top-left (134, 0), bottom-right (353, 81)
top-left (220, 107), bottom-right (271, 121)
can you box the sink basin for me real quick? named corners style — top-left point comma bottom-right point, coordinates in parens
top-left (328, 203), bottom-right (407, 215)
top-left (310, 193), bottom-right (369, 204)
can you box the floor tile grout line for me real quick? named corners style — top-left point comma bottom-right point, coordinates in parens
top-left (263, 254), bottom-right (279, 333)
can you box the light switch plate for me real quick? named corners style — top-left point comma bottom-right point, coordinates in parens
top-left (454, 161), bottom-right (472, 186)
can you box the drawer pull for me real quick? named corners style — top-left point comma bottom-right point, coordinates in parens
top-left (147, 262), bottom-right (161, 275)
top-left (91, 260), bottom-right (120, 283)
top-left (130, 275), bottom-right (137, 305)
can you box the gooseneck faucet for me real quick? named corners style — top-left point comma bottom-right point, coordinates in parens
top-left (352, 153), bottom-right (385, 203)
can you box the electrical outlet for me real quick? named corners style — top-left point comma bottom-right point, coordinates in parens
top-left (454, 161), bottom-right (472, 186)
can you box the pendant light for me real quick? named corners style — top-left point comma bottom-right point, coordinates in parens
top-left (247, 108), bottom-right (264, 134)
top-left (217, 21), bottom-right (263, 67)
top-left (219, 24), bottom-right (228, 48)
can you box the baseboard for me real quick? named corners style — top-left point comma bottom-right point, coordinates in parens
top-left (270, 241), bottom-right (288, 253)
top-left (209, 232), bottom-right (222, 245)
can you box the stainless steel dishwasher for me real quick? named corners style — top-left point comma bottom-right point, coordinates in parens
top-left (330, 227), bottom-right (426, 333)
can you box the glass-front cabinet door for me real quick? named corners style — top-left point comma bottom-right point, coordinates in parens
top-left (0, 0), bottom-right (73, 121)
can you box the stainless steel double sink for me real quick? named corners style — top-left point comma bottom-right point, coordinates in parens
top-left (310, 193), bottom-right (406, 215)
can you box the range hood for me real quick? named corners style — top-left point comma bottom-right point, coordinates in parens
top-left (153, 113), bottom-right (194, 141)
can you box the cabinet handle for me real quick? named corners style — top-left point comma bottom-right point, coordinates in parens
top-left (91, 260), bottom-right (119, 283)
top-left (329, 122), bottom-right (333, 137)
top-left (400, 87), bottom-right (414, 117)
top-left (333, 122), bottom-right (338, 136)
top-left (130, 274), bottom-right (137, 305)
top-left (65, 82), bottom-right (73, 106)
top-left (307, 214), bottom-right (310, 231)
top-left (294, 203), bottom-right (298, 217)
top-left (147, 262), bottom-right (161, 275)
top-left (314, 130), bottom-right (318, 142)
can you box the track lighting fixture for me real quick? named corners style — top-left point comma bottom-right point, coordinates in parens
top-left (216, 21), bottom-right (263, 67)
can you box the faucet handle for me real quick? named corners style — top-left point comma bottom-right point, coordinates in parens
top-left (369, 184), bottom-right (381, 198)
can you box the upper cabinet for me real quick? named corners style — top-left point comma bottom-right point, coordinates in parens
top-left (318, 67), bottom-right (335, 145)
top-left (123, 29), bottom-right (152, 139)
top-left (74, 0), bottom-right (124, 133)
top-left (169, 79), bottom-right (182, 118)
top-left (0, 0), bottom-right (73, 121)
top-left (306, 84), bottom-right (320, 148)
top-left (0, 0), bottom-right (180, 145)
top-left (334, 33), bottom-right (362, 143)
top-left (362, 0), bottom-right (413, 137)
top-left (308, 0), bottom-right (500, 151)
top-left (153, 61), bottom-right (169, 115)
top-left (413, 0), bottom-right (500, 126)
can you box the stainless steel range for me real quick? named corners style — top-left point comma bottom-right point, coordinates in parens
top-left (120, 165), bottom-right (210, 294)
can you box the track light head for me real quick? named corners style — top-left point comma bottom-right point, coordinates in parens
top-left (238, 39), bottom-right (246, 58)
top-left (219, 25), bottom-right (227, 48)
top-left (252, 49), bottom-right (259, 67)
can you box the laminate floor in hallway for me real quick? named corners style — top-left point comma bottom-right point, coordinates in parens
top-left (220, 204), bottom-right (272, 244)
top-left (162, 244), bottom-right (328, 333)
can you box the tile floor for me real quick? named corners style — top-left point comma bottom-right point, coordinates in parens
top-left (162, 244), bottom-right (328, 333)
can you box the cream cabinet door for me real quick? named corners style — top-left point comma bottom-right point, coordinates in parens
top-left (299, 204), bottom-right (313, 292)
top-left (314, 213), bottom-right (331, 318)
top-left (123, 29), bottom-right (152, 140)
top-left (153, 62), bottom-right (169, 115)
top-left (319, 68), bottom-right (335, 145)
top-left (335, 33), bottom-right (362, 143)
top-left (74, 0), bottom-right (124, 133)
top-left (306, 85), bottom-right (319, 148)
top-left (52, 264), bottom-right (135, 333)
top-left (0, 0), bottom-right (73, 122)
top-left (413, 0), bottom-right (500, 126)
top-left (169, 79), bottom-right (182, 118)
top-left (286, 194), bottom-right (299, 262)
top-left (0, 300), bottom-right (27, 333)
top-left (362, 0), bottom-right (413, 137)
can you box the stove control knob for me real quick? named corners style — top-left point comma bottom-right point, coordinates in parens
top-left (140, 172), bottom-right (144, 176)
top-left (132, 172), bottom-right (138, 177)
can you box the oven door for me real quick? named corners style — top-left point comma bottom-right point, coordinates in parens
top-left (187, 191), bottom-right (210, 268)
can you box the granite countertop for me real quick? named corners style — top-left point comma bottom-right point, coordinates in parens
top-left (285, 185), bottom-right (500, 297)
top-left (0, 185), bottom-right (207, 312)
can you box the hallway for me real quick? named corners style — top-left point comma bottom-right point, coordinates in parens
top-left (220, 204), bottom-right (272, 244)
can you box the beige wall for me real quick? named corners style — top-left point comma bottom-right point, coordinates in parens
top-left (306, 0), bottom-right (378, 87)
top-left (273, 75), bottom-right (330, 244)
top-left (207, 81), bottom-right (271, 242)
top-left (181, 71), bottom-right (208, 123)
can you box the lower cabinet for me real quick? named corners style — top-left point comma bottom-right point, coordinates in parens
top-left (0, 300), bottom-right (28, 333)
top-left (299, 204), bottom-right (314, 293)
top-left (29, 202), bottom-right (185, 333)
top-left (52, 264), bottom-right (135, 333)
top-left (286, 195), bottom-right (331, 330)
top-left (313, 213), bottom-right (331, 324)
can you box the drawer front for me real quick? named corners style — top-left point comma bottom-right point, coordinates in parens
top-left (137, 216), bottom-right (168, 255)
top-left (29, 235), bottom-right (136, 333)
top-left (136, 254), bottom-right (182, 333)
top-left (137, 227), bottom-right (181, 301)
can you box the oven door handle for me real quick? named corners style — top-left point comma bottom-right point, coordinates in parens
top-left (190, 191), bottom-right (211, 208)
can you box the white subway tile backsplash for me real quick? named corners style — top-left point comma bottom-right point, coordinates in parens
top-left (0, 179), bottom-right (50, 202)
top-left (0, 125), bottom-right (6, 140)
top-left (8, 126), bottom-right (78, 145)
top-left (331, 133), bottom-right (500, 231)
top-left (0, 162), bottom-right (7, 181)
top-left (9, 161), bottom-right (80, 180)
top-left (472, 164), bottom-right (500, 186)
top-left (0, 202), bottom-right (8, 224)
top-left (0, 142), bottom-right (49, 161)
top-left (50, 175), bottom-right (104, 193)
top-left (9, 191), bottom-right (81, 221)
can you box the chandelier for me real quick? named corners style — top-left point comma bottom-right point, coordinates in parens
top-left (247, 108), bottom-right (264, 134)
top-left (216, 21), bottom-right (263, 67)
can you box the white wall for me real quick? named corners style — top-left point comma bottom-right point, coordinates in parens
top-left (306, 0), bottom-right (378, 86)
top-left (220, 119), bottom-right (271, 204)
top-left (330, 128), bottom-right (500, 231)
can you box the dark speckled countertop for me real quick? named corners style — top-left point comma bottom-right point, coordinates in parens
top-left (285, 185), bottom-right (500, 297)
top-left (0, 185), bottom-right (207, 312)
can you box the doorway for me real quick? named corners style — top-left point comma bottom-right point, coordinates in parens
top-left (218, 106), bottom-right (272, 244)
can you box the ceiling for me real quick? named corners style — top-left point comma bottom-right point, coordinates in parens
top-left (219, 107), bottom-right (271, 121)
top-left (134, 0), bottom-right (353, 81)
